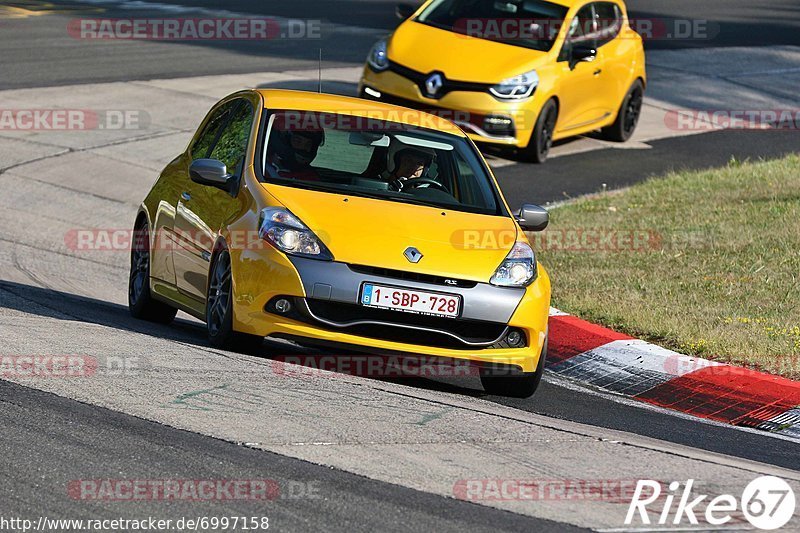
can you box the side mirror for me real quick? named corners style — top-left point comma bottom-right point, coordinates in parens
top-left (516, 204), bottom-right (549, 232)
top-left (190, 159), bottom-right (234, 193)
top-left (396, 3), bottom-right (416, 20)
top-left (570, 45), bottom-right (597, 67)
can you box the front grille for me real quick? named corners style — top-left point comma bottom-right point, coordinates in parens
top-left (359, 89), bottom-right (516, 140)
top-left (387, 61), bottom-right (491, 98)
top-left (302, 299), bottom-right (507, 349)
top-left (361, 88), bottom-right (487, 124)
top-left (348, 264), bottom-right (477, 288)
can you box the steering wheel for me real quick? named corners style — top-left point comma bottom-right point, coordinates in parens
top-left (403, 178), bottom-right (449, 192)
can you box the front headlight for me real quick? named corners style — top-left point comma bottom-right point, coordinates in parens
top-left (489, 69), bottom-right (539, 100)
top-left (259, 208), bottom-right (332, 261)
top-left (490, 242), bottom-right (537, 287)
top-left (366, 38), bottom-right (390, 72)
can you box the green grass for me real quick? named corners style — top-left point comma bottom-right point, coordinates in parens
top-left (536, 154), bottom-right (800, 379)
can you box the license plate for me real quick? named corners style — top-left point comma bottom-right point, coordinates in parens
top-left (360, 283), bottom-right (461, 318)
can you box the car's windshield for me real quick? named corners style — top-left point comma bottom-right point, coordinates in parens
top-left (416, 0), bottom-right (570, 52)
top-left (260, 110), bottom-right (505, 216)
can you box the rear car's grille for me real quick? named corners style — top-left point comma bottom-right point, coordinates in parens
top-left (302, 299), bottom-right (508, 349)
top-left (361, 89), bottom-right (480, 120)
top-left (359, 89), bottom-right (516, 140)
top-left (348, 264), bottom-right (477, 288)
top-left (387, 61), bottom-right (491, 97)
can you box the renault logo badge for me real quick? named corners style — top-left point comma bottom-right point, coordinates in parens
top-left (424, 73), bottom-right (444, 98)
top-left (404, 247), bottom-right (423, 263)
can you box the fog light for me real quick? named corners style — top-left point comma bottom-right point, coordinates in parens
top-left (483, 115), bottom-right (515, 137)
top-left (506, 329), bottom-right (525, 347)
top-left (275, 299), bottom-right (292, 314)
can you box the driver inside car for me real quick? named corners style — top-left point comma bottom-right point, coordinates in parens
top-left (266, 128), bottom-right (324, 181)
top-left (382, 146), bottom-right (437, 192)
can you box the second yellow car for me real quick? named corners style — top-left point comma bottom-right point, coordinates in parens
top-left (359, 0), bottom-right (646, 163)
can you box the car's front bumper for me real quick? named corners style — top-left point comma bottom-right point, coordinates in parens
top-left (230, 249), bottom-right (550, 373)
top-left (359, 65), bottom-right (547, 150)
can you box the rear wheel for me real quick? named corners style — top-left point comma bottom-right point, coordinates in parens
top-left (520, 99), bottom-right (558, 164)
top-left (601, 80), bottom-right (644, 142)
top-left (206, 248), bottom-right (264, 353)
top-left (480, 336), bottom-right (547, 398)
top-left (128, 221), bottom-right (177, 324)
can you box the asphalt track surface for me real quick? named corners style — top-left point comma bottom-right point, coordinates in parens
top-left (0, 378), bottom-right (581, 532)
top-left (1, 0), bottom-right (800, 530)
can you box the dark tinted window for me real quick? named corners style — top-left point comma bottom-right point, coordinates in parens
top-left (594, 2), bottom-right (622, 47)
top-left (209, 101), bottom-right (254, 178)
top-left (567, 4), bottom-right (598, 47)
top-left (416, 0), bottom-right (570, 52)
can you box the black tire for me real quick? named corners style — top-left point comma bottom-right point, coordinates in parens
top-left (521, 99), bottom-right (558, 164)
top-left (206, 248), bottom-right (264, 353)
top-left (480, 336), bottom-right (547, 398)
top-left (128, 221), bottom-right (178, 324)
top-left (601, 79), bottom-right (644, 142)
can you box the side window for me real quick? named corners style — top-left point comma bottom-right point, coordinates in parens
top-left (570, 5), bottom-right (598, 46)
top-left (209, 101), bottom-right (254, 178)
top-left (559, 4), bottom-right (597, 61)
top-left (594, 3), bottom-right (622, 47)
top-left (190, 101), bottom-right (236, 159)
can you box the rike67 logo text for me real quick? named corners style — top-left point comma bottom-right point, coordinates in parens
top-left (626, 476), bottom-right (795, 530)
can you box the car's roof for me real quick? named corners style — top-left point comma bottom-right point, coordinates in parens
top-left (253, 89), bottom-right (465, 135)
top-left (549, 0), bottom-right (584, 6)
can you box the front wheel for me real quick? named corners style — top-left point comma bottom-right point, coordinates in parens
top-left (480, 336), bottom-right (547, 398)
top-left (128, 221), bottom-right (177, 324)
top-left (520, 99), bottom-right (558, 164)
top-left (601, 80), bottom-right (644, 142)
top-left (206, 248), bottom-right (264, 353)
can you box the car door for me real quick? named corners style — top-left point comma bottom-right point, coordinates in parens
top-left (592, 2), bottom-right (627, 115)
top-left (173, 99), bottom-right (254, 302)
top-left (554, 3), bottom-right (609, 132)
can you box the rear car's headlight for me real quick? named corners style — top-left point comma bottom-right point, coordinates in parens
top-left (490, 242), bottom-right (537, 287)
top-left (366, 38), bottom-right (390, 72)
top-left (259, 207), bottom-right (332, 261)
top-left (489, 69), bottom-right (539, 100)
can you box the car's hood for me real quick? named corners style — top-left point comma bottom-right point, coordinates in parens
top-left (266, 184), bottom-right (518, 283)
top-left (389, 21), bottom-right (549, 82)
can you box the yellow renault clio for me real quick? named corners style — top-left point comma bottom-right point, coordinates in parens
top-left (359, 0), bottom-right (646, 162)
top-left (129, 90), bottom-right (551, 397)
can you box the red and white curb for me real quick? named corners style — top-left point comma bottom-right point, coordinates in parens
top-left (546, 308), bottom-right (800, 439)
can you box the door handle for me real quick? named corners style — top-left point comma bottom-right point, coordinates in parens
top-left (181, 192), bottom-right (191, 202)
